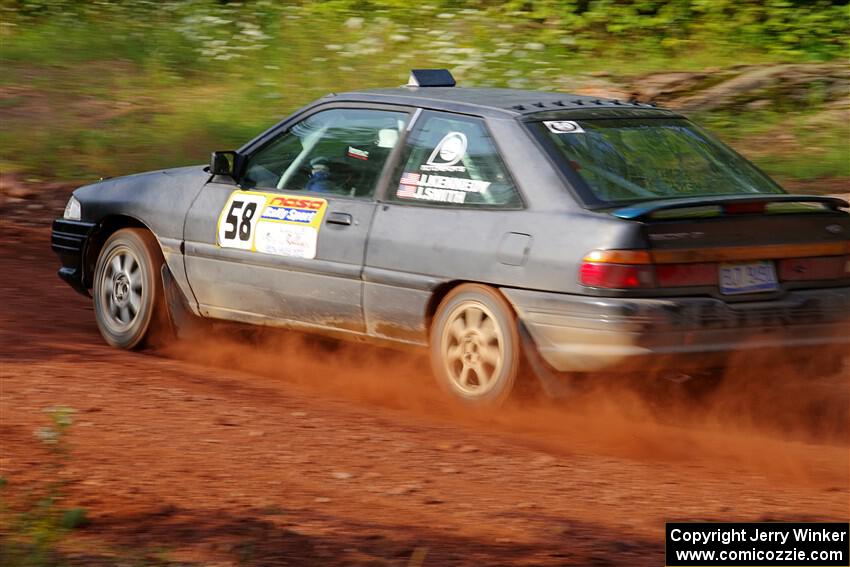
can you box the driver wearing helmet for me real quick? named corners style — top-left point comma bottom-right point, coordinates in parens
top-left (305, 156), bottom-right (335, 193)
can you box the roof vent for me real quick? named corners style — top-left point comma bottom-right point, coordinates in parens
top-left (406, 69), bottom-right (456, 88)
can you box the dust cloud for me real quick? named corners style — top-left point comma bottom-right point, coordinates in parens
top-left (160, 323), bottom-right (849, 489)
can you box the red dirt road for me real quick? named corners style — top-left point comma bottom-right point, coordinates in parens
top-left (1, 201), bottom-right (848, 565)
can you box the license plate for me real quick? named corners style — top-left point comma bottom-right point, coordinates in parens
top-left (719, 261), bottom-right (778, 295)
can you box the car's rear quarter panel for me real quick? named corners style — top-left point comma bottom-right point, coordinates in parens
top-left (363, 208), bottom-right (645, 343)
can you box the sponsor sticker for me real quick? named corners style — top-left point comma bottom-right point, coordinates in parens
top-left (261, 205), bottom-right (320, 224)
top-left (217, 191), bottom-right (327, 258)
top-left (255, 222), bottom-right (318, 259)
top-left (421, 131), bottom-right (467, 172)
top-left (347, 146), bottom-right (369, 160)
top-left (544, 120), bottom-right (585, 134)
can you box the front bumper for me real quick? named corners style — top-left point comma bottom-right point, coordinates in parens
top-left (502, 287), bottom-right (850, 372)
top-left (51, 219), bottom-right (97, 296)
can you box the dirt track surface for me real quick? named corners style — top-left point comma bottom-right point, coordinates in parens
top-left (1, 204), bottom-right (849, 566)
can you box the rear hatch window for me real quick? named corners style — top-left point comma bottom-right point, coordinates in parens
top-left (534, 117), bottom-right (785, 206)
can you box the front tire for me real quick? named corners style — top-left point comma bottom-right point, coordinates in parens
top-left (430, 284), bottom-right (521, 406)
top-left (92, 228), bottom-right (165, 349)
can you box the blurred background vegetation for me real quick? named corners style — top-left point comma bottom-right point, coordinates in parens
top-left (0, 0), bottom-right (848, 191)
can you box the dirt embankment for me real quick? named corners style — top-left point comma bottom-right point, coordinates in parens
top-left (1, 198), bottom-right (848, 565)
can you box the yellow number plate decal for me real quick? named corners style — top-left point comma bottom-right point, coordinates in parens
top-left (216, 191), bottom-right (328, 259)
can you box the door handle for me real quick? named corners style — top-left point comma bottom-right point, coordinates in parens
top-left (326, 212), bottom-right (353, 226)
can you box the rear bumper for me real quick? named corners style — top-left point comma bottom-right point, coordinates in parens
top-left (51, 218), bottom-right (96, 296)
top-left (502, 287), bottom-right (850, 372)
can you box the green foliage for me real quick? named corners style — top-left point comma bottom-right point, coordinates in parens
top-left (0, 407), bottom-right (87, 567)
top-left (57, 508), bottom-right (89, 531)
top-left (0, 1), bottom-right (847, 183)
top-left (698, 106), bottom-right (850, 181)
top-left (2, 0), bottom-right (847, 72)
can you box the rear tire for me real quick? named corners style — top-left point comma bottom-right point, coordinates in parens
top-left (92, 228), bottom-right (166, 349)
top-left (429, 284), bottom-right (521, 407)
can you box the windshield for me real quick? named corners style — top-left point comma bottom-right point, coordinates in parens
top-left (538, 118), bottom-right (784, 205)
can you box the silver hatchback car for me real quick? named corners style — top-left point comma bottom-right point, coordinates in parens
top-left (52, 70), bottom-right (850, 405)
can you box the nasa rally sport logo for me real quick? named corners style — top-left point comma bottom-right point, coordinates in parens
top-left (543, 120), bottom-right (585, 134)
top-left (260, 196), bottom-right (323, 224)
top-left (421, 131), bottom-right (468, 172)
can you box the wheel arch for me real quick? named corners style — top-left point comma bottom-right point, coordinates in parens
top-left (425, 280), bottom-right (517, 334)
top-left (83, 214), bottom-right (157, 290)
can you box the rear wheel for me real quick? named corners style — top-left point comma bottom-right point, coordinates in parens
top-left (430, 284), bottom-right (521, 406)
top-left (92, 228), bottom-right (166, 349)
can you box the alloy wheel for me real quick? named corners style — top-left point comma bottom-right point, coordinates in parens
top-left (440, 300), bottom-right (504, 395)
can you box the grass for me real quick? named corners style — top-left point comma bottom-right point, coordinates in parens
top-left (0, 407), bottom-right (187, 566)
top-left (0, 408), bottom-right (87, 567)
top-left (698, 106), bottom-right (850, 182)
top-left (0, 3), bottom-right (847, 187)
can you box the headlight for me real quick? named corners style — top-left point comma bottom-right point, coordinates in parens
top-left (63, 195), bottom-right (81, 220)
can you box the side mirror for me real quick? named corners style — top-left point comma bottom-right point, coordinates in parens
top-left (210, 150), bottom-right (238, 177)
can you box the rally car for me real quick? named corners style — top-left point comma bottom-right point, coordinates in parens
top-left (52, 69), bottom-right (850, 405)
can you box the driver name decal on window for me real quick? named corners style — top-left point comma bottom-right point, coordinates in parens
top-left (217, 190), bottom-right (327, 259)
top-left (395, 129), bottom-right (491, 203)
top-left (396, 172), bottom-right (491, 203)
top-left (390, 111), bottom-right (522, 208)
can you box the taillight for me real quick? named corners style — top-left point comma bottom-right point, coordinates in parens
top-left (778, 256), bottom-right (850, 281)
top-left (580, 250), bottom-right (655, 288)
top-left (579, 262), bottom-right (655, 288)
top-left (581, 247), bottom-right (850, 290)
top-left (579, 261), bottom-right (718, 289)
top-left (655, 262), bottom-right (718, 287)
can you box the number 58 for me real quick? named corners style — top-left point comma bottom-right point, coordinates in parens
top-left (223, 200), bottom-right (258, 242)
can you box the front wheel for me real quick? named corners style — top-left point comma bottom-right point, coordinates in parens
top-left (429, 284), bottom-right (521, 406)
top-left (92, 228), bottom-right (166, 349)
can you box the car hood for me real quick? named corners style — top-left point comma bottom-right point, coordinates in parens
top-left (74, 165), bottom-right (208, 198)
top-left (72, 165), bottom-right (210, 239)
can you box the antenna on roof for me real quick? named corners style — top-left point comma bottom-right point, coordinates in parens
top-left (406, 69), bottom-right (456, 88)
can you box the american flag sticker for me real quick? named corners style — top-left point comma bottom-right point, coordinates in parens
top-left (396, 171), bottom-right (421, 198)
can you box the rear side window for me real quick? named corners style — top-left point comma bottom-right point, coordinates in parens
top-left (388, 111), bottom-right (522, 208)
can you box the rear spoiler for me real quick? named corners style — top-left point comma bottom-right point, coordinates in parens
top-left (611, 194), bottom-right (849, 220)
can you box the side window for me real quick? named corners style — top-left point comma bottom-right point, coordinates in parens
top-left (242, 108), bottom-right (408, 198)
top-left (389, 111), bottom-right (522, 208)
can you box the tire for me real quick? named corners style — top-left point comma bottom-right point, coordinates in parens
top-left (92, 228), bottom-right (166, 349)
top-left (429, 284), bottom-right (521, 406)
